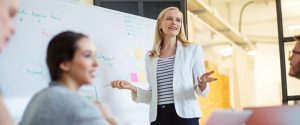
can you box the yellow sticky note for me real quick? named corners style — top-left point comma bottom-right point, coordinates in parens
top-left (135, 49), bottom-right (143, 59)
top-left (138, 72), bottom-right (146, 83)
top-left (126, 48), bottom-right (134, 57)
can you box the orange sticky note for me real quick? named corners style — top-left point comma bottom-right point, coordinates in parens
top-left (138, 72), bottom-right (146, 83)
top-left (135, 49), bottom-right (143, 59)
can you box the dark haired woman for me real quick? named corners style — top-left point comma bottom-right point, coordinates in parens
top-left (21, 31), bottom-right (117, 125)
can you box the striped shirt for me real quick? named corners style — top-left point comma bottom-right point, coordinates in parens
top-left (157, 56), bottom-right (175, 105)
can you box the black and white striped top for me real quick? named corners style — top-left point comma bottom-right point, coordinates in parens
top-left (157, 56), bottom-right (175, 105)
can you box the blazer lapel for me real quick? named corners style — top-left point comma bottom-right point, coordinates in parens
top-left (173, 41), bottom-right (184, 88)
top-left (149, 56), bottom-right (158, 88)
top-left (174, 41), bottom-right (183, 70)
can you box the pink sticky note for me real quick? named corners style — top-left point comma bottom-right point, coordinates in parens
top-left (130, 73), bottom-right (138, 82)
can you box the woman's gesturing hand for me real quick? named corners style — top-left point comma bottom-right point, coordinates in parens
top-left (197, 70), bottom-right (218, 91)
top-left (111, 80), bottom-right (137, 93)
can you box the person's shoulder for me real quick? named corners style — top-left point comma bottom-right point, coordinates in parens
top-left (32, 85), bottom-right (81, 105)
top-left (22, 84), bottom-right (105, 124)
top-left (187, 43), bottom-right (197, 47)
top-left (30, 87), bottom-right (54, 101)
top-left (22, 86), bottom-right (65, 117)
top-left (144, 52), bottom-right (153, 61)
top-left (145, 52), bottom-right (151, 57)
top-left (49, 85), bottom-right (83, 104)
top-left (49, 86), bottom-right (95, 108)
top-left (40, 85), bottom-right (73, 98)
top-left (42, 85), bottom-right (97, 115)
top-left (182, 43), bottom-right (201, 51)
top-left (27, 85), bottom-right (71, 105)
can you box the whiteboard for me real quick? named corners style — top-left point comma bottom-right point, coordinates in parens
top-left (0, 0), bottom-right (155, 124)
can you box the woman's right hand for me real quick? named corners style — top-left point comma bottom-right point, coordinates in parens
top-left (111, 80), bottom-right (137, 93)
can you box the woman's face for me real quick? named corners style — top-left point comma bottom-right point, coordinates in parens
top-left (160, 9), bottom-right (182, 38)
top-left (289, 41), bottom-right (300, 79)
top-left (64, 38), bottom-right (99, 85)
top-left (0, 0), bottom-right (18, 53)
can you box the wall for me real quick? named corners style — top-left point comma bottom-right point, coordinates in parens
top-left (232, 44), bottom-right (256, 108)
top-left (253, 43), bottom-right (282, 106)
top-left (198, 62), bottom-right (230, 125)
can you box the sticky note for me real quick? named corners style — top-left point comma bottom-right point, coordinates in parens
top-left (130, 73), bottom-right (138, 82)
top-left (79, 85), bottom-right (97, 101)
top-left (126, 48), bottom-right (134, 57)
top-left (138, 72), bottom-right (146, 83)
top-left (135, 49), bottom-right (143, 59)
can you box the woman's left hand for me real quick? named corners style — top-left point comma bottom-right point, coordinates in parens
top-left (197, 70), bottom-right (218, 91)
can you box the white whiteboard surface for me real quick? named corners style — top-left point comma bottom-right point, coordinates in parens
top-left (0, 0), bottom-right (155, 124)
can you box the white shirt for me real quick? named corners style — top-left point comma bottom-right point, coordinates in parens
top-left (132, 41), bottom-right (209, 122)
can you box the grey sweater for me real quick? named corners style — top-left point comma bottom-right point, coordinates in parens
top-left (20, 82), bottom-right (109, 125)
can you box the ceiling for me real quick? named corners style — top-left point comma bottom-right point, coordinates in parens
top-left (188, 0), bottom-right (300, 45)
top-left (186, 0), bottom-right (300, 69)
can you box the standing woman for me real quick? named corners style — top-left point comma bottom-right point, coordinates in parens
top-left (0, 0), bottom-right (19, 125)
top-left (20, 31), bottom-right (116, 125)
top-left (111, 7), bottom-right (217, 125)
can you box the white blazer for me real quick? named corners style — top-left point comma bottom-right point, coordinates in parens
top-left (131, 41), bottom-right (209, 122)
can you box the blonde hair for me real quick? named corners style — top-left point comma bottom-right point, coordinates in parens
top-left (149, 7), bottom-right (189, 58)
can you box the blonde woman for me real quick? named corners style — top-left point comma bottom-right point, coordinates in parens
top-left (0, 0), bottom-right (19, 125)
top-left (111, 7), bottom-right (217, 125)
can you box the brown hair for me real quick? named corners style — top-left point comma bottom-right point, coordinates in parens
top-left (46, 31), bottom-right (87, 81)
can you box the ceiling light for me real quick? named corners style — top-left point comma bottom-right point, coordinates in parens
top-left (220, 47), bottom-right (233, 57)
top-left (288, 24), bottom-right (300, 31)
top-left (248, 50), bottom-right (257, 56)
top-left (283, 0), bottom-right (300, 6)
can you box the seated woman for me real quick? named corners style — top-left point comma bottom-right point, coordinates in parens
top-left (20, 31), bottom-right (117, 125)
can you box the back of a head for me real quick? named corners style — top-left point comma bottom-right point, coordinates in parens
top-left (245, 105), bottom-right (300, 125)
top-left (46, 31), bottom-right (87, 81)
top-left (205, 110), bottom-right (252, 125)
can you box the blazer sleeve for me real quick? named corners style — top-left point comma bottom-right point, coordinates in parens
top-left (131, 54), bottom-right (152, 104)
top-left (131, 87), bottom-right (151, 104)
top-left (192, 45), bottom-right (209, 97)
